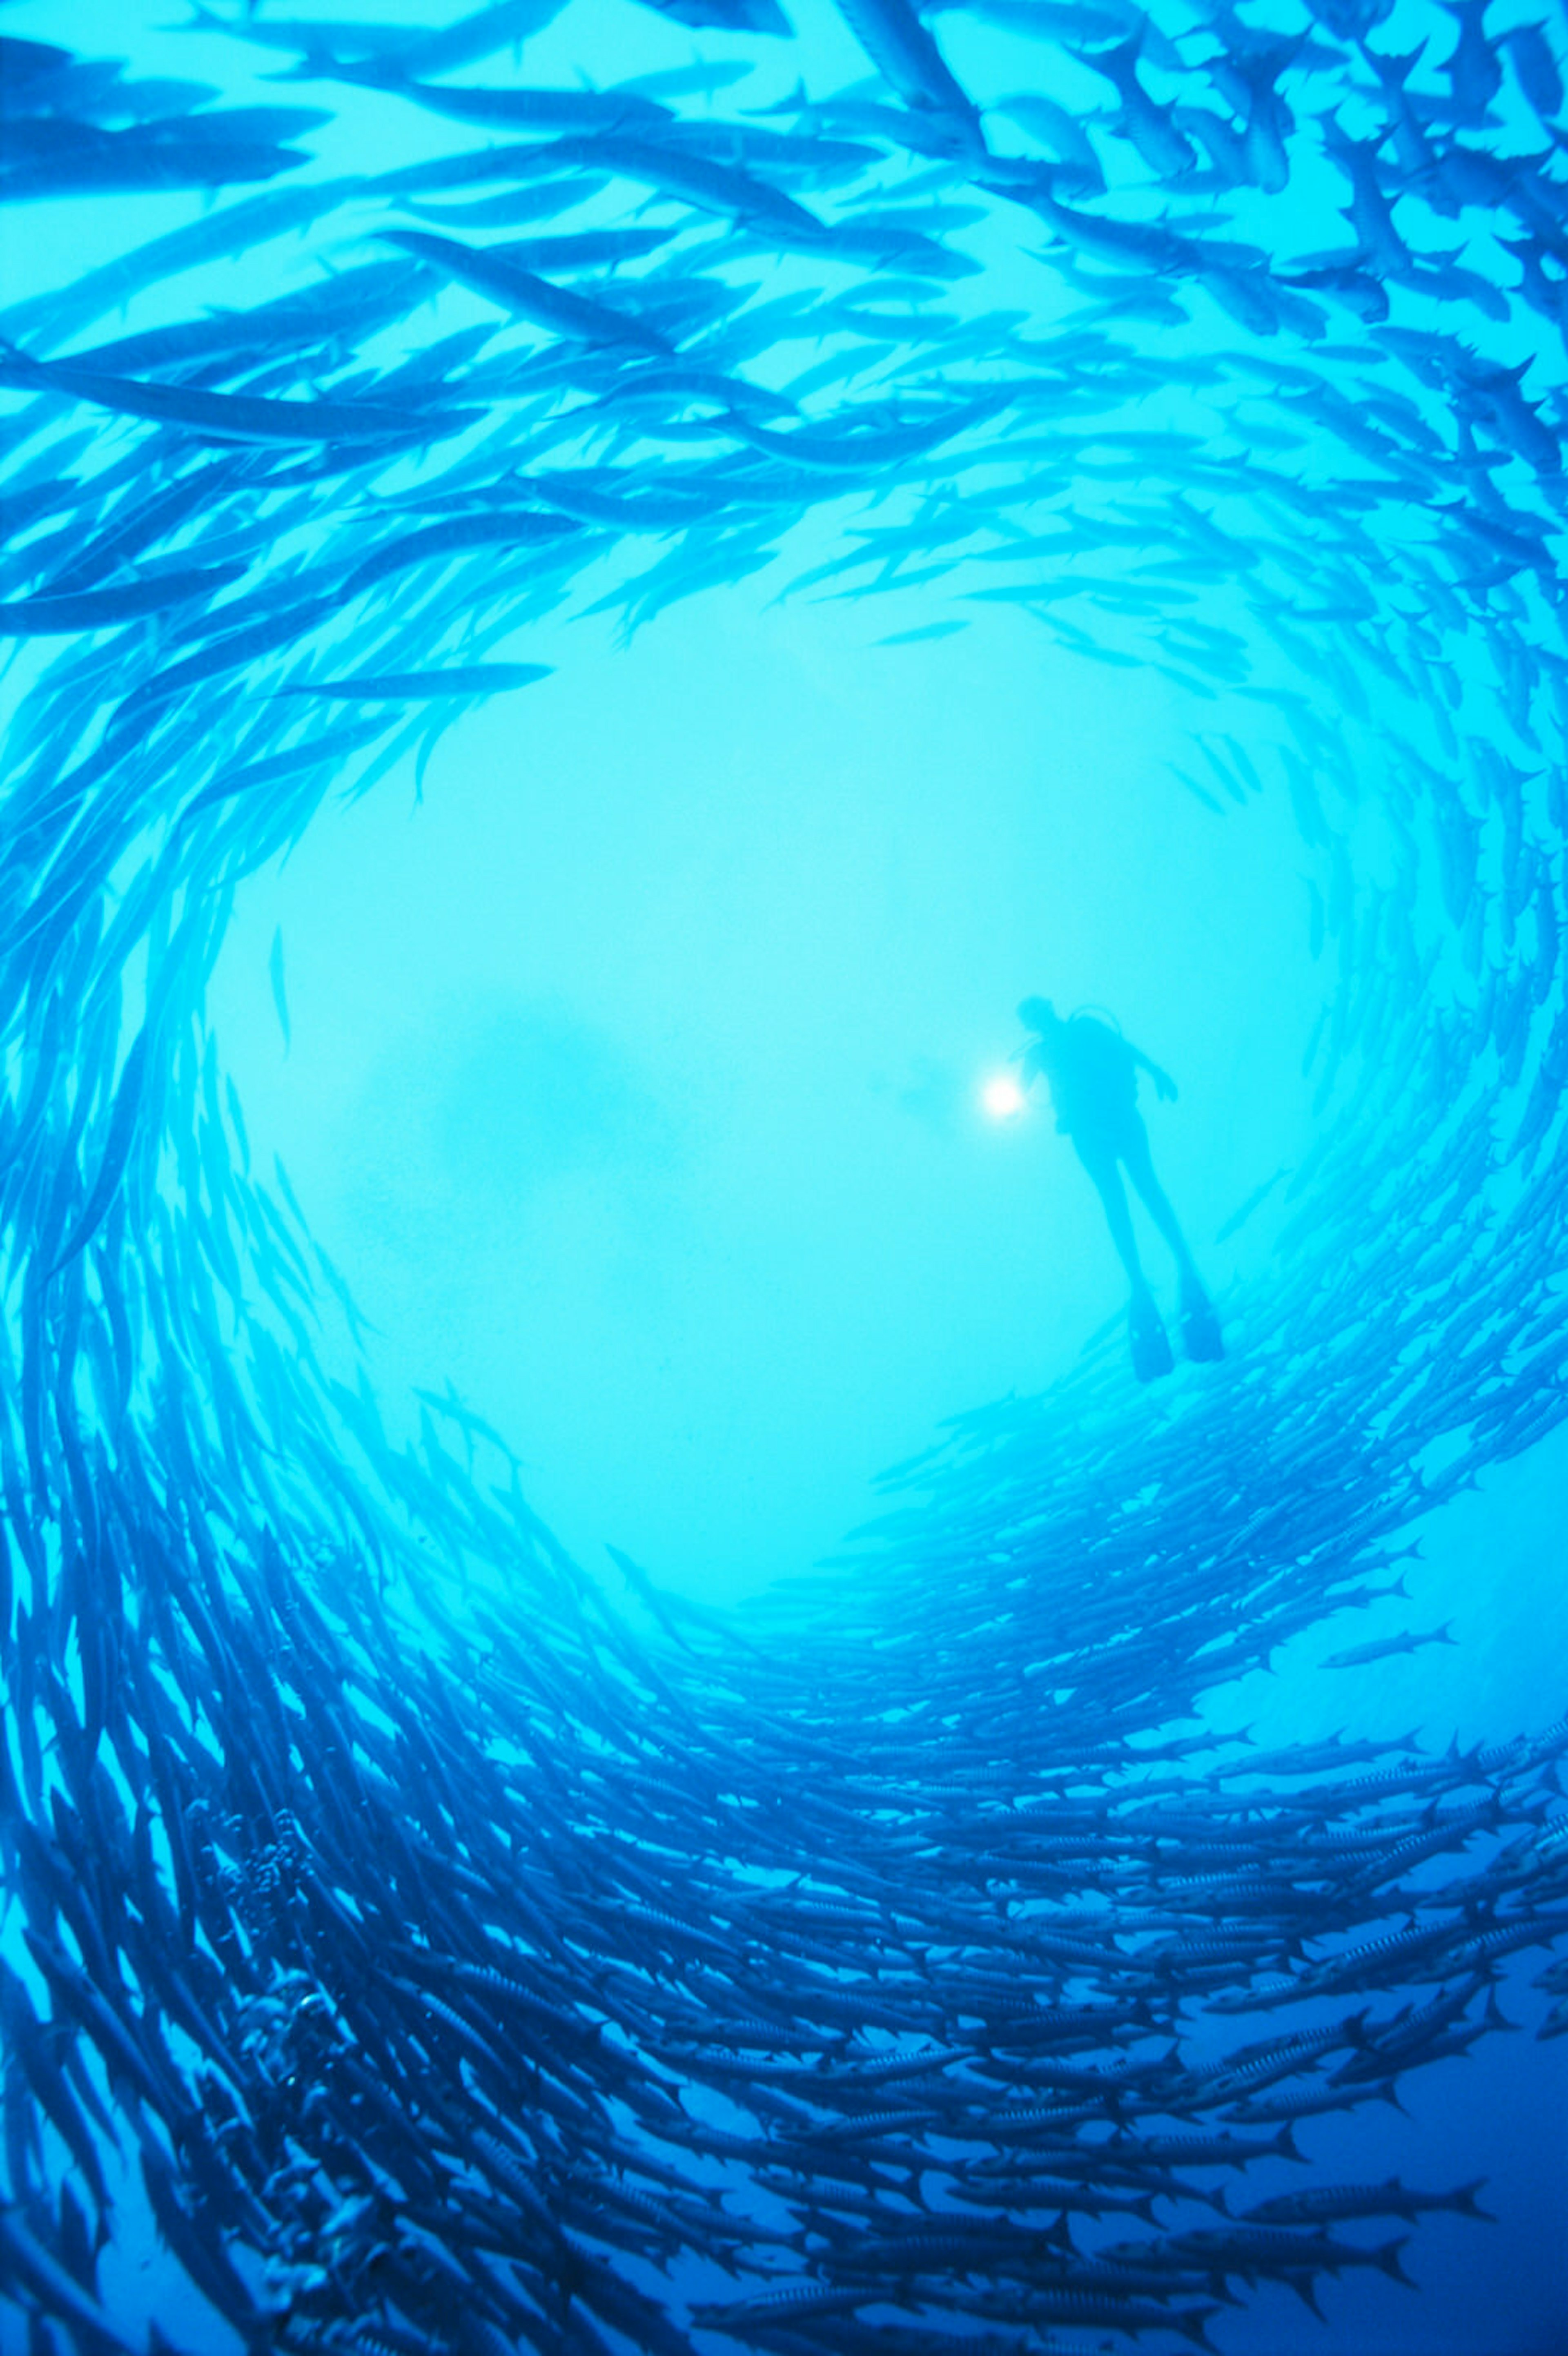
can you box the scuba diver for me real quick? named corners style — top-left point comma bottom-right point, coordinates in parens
top-left (1016, 998), bottom-right (1223, 1382)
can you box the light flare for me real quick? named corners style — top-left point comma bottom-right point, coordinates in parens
top-left (982, 1073), bottom-right (1026, 1119)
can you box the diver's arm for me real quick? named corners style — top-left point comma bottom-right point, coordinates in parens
top-left (1129, 1043), bottom-right (1178, 1102)
top-left (1019, 1044), bottom-right (1069, 1130)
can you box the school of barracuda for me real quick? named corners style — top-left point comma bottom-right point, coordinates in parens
top-left (1, 0), bottom-right (1567, 2347)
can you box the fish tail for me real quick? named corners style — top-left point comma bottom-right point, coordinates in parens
top-left (1375, 2235), bottom-right (1417, 2286)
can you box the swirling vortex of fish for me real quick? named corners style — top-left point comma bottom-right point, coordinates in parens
top-left (1, 0), bottom-right (1568, 2350)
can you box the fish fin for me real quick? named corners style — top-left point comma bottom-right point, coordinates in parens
top-left (1375, 2235), bottom-right (1416, 2286)
top-left (412, 713), bottom-right (443, 804)
top-left (1364, 40), bottom-right (1428, 88)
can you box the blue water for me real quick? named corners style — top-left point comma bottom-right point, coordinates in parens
top-left (2, 1), bottom-right (1568, 2351)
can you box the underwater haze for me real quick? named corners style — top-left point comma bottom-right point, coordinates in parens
top-left (2, 1), bottom-right (1568, 2353)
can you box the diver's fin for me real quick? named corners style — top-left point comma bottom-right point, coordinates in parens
top-left (1183, 1292), bottom-right (1225, 1363)
top-left (1129, 1293), bottom-right (1174, 1382)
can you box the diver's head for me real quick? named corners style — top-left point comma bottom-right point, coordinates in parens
top-left (1017, 995), bottom-right (1057, 1034)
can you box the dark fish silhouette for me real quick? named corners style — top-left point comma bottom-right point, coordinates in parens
top-left (1325, 1623), bottom-right (1459, 1669)
top-left (269, 661), bottom-right (552, 698)
top-left (383, 225), bottom-right (677, 350)
top-left (0, 338), bottom-right (472, 445)
top-left (0, 563), bottom-right (245, 633)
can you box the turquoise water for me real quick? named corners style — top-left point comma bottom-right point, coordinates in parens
top-left (2, 1), bottom-right (1568, 2350)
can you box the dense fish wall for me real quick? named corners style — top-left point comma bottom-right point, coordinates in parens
top-left (2, 1), bottom-right (1568, 2351)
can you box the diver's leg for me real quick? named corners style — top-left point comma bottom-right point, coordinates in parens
top-left (1121, 1119), bottom-right (1224, 1361)
top-left (1079, 1136), bottom-right (1172, 1381)
top-left (1120, 1118), bottom-right (1203, 1297)
top-left (1076, 1136), bottom-right (1147, 1295)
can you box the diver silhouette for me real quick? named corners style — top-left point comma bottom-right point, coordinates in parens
top-left (1016, 998), bottom-right (1223, 1381)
